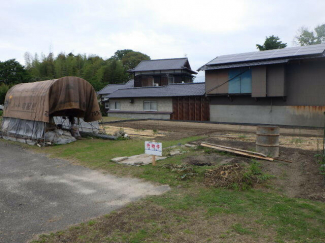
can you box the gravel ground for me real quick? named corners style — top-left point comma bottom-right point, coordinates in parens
top-left (0, 140), bottom-right (169, 243)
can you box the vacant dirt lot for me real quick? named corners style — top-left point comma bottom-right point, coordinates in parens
top-left (106, 120), bottom-right (325, 201)
top-left (105, 120), bottom-right (323, 145)
top-left (196, 137), bottom-right (325, 201)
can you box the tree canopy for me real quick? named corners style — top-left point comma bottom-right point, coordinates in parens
top-left (0, 83), bottom-right (9, 104)
top-left (0, 59), bottom-right (31, 85)
top-left (295, 24), bottom-right (325, 46)
top-left (111, 49), bottom-right (134, 60)
top-left (24, 49), bottom-right (150, 91)
top-left (256, 35), bottom-right (287, 51)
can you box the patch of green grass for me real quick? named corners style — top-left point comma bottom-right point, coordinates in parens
top-left (150, 188), bottom-right (325, 241)
top-left (31, 136), bottom-right (204, 185)
top-left (32, 186), bottom-right (325, 243)
top-left (37, 136), bottom-right (202, 167)
top-left (87, 220), bottom-right (96, 226)
top-left (232, 223), bottom-right (253, 235)
top-left (238, 135), bottom-right (247, 139)
top-left (290, 138), bottom-right (304, 144)
top-left (129, 229), bottom-right (148, 243)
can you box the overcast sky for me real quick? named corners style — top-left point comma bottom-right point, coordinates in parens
top-left (1, 0), bottom-right (324, 82)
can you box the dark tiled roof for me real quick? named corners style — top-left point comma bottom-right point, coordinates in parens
top-left (97, 79), bottom-right (134, 95)
top-left (129, 58), bottom-right (197, 74)
top-left (199, 43), bottom-right (325, 71)
top-left (106, 82), bottom-right (205, 98)
top-left (203, 59), bottom-right (289, 70)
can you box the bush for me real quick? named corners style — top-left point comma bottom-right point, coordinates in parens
top-left (99, 102), bottom-right (107, 116)
top-left (0, 83), bottom-right (9, 104)
top-left (205, 161), bottom-right (272, 190)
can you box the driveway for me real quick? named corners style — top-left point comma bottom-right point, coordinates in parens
top-left (0, 140), bottom-right (169, 243)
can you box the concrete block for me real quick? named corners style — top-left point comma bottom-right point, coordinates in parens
top-left (117, 154), bottom-right (167, 166)
top-left (111, 157), bottom-right (128, 162)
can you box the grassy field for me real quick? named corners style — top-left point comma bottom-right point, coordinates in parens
top-left (29, 137), bottom-right (325, 243)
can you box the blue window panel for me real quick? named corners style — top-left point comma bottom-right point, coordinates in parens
top-left (241, 69), bottom-right (252, 93)
top-left (228, 69), bottom-right (241, 93)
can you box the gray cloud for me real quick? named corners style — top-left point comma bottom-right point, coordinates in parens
top-left (1, 0), bottom-right (324, 82)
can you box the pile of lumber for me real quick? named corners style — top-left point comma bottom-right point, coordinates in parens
top-left (200, 142), bottom-right (291, 163)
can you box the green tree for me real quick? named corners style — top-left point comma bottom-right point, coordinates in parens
top-left (0, 59), bottom-right (31, 85)
top-left (101, 59), bottom-right (128, 86)
top-left (256, 35), bottom-right (287, 51)
top-left (112, 49), bottom-right (133, 60)
top-left (24, 50), bottom-right (150, 90)
top-left (121, 51), bottom-right (150, 71)
top-left (0, 83), bottom-right (10, 104)
top-left (39, 52), bottom-right (55, 79)
top-left (295, 24), bottom-right (325, 46)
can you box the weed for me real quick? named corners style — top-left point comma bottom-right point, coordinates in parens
top-left (238, 135), bottom-right (247, 139)
top-left (88, 220), bottom-right (96, 226)
top-left (314, 153), bottom-right (325, 176)
top-left (232, 223), bottom-right (253, 235)
top-left (129, 229), bottom-right (148, 243)
top-left (290, 138), bottom-right (304, 144)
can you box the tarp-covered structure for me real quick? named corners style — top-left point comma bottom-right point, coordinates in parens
top-left (1, 76), bottom-right (102, 143)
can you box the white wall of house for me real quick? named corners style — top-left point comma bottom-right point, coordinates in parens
top-left (106, 97), bottom-right (173, 119)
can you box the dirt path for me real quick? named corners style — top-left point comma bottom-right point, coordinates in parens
top-left (105, 120), bottom-right (324, 150)
top-left (106, 120), bottom-right (323, 137)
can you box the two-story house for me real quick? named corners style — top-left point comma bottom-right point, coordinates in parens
top-left (104, 58), bottom-right (209, 121)
top-left (198, 43), bottom-right (325, 127)
top-left (128, 58), bottom-right (197, 87)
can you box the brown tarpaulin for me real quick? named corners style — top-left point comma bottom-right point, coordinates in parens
top-left (3, 76), bottom-right (102, 123)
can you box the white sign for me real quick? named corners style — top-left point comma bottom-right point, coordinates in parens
top-left (145, 141), bottom-right (162, 156)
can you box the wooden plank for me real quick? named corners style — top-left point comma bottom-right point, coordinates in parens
top-left (200, 142), bottom-right (274, 161)
top-left (194, 97), bottom-right (197, 121)
top-left (179, 97), bottom-right (182, 120)
top-left (205, 98), bottom-right (210, 121)
top-left (190, 97), bottom-right (195, 120)
top-left (177, 97), bottom-right (180, 120)
top-left (202, 142), bottom-right (267, 157)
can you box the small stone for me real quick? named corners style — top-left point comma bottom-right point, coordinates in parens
top-left (134, 162), bottom-right (144, 166)
top-left (170, 150), bottom-right (181, 156)
top-left (111, 157), bottom-right (128, 162)
top-left (185, 144), bottom-right (197, 148)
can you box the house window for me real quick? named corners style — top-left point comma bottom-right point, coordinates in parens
top-left (143, 101), bottom-right (158, 111)
top-left (153, 76), bottom-right (160, 86)
top-left (168, 76), bottom-right (174, 84)
top-left (228, 68), bottom-right (252, 94)
top-left (105, 102), bottom-right (109, 109)
top-left (110, 101), bottom-right (121, 110)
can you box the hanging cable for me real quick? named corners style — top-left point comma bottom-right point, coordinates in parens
top-left (205, 68), bottom-right (250, 95)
